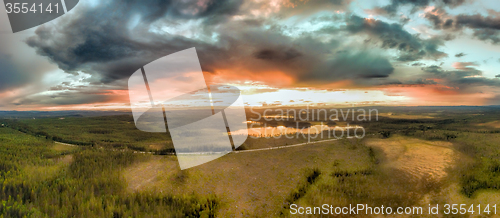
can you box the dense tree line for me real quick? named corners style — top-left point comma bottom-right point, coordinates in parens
top-left (0, 128), bottom-right (218, 217)
top-left (0, 117), bottom-right (175, 152)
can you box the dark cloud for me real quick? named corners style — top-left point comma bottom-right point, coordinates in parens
top-left (471, 29), bottom-right (500, 44)
top-left (452, 14), bottom-right (500, 43)
top-left (443, 19), bottom-right (454, 29)
top-left (110, 0), bottom-right (243, 24)
top-left (422, 65), bottom-right (481, 78)
top-left (299, 51), bottom-right (395, 83)
top-left (28, 25), bottom-right (222, 84)
top-left (422, 65), bottom-right (444, 74)
top-left (2, 0), bottom-right (500, 109)
top-left (25, 0), bottom-right (396, 88)
top-left (0, 51), bottom-right (51, 92)
top-left (15, 91), bottom-right (116, 106)
top-left (404, 78), bottom-right (438, 85)
top-left (442, 0), bottom-right (467, 7)
top-left (421, 65), bottom-right (500, 89)
top-left (380, 78), bottom-right (439, 86)
top-left (26, 0), bottom-right (244, 84)
top-left (254, 48), bottom-right (302, 61)
top-left (424, 8), bottom-right (445, 28)
top-left (426, 13), bottom-right (443, 28)
top-left (19, 0), bottom-right (487, 106)
top-left (423, 7), bottom-right (456, 30)
top-left (421, 9), bottom-right (500, 44)
top-left (275, 0), bottom-right (352, 18)
top-left (456, 14), bottom-right (500, 30)
top-left (453, 77), bottom-right (500, 86)
top-left (214, 28), bottom-right (394, 86)
top-left (378, 0), bottom-right (431, 15)
top-left (14, 79), bottom-right (127, 106)
top-left (411, 62), bottom-right (425, 66)
top-left (0, 54), bottom-right (22, 91)
top-left (345, 15), bottom-right (447, 61)
top-left (375, 0), bottom-right (467, 16)
top-left (0, 26), bottom-right (66, 107)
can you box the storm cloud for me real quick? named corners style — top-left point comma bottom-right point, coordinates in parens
top-left (422, 10), bottom-right (500, 44)
top-left (454, 14), bottom-right (500, 43)
top-left (422, 64), bottom-right (500, 89)
top-left (298, 51), bottom-right (395, 82)
top-left (345, 15), bottom-right (447, 61)
top-left (25, 0), bottom-right (400, 88)
top-left (26, 0), bottom-right (242, 84)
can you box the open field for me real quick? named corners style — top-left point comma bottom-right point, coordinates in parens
top-left (124, 140), bottom-right (372, 217)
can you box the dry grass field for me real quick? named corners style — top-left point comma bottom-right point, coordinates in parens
top-left (122, 133), bottom-right (500, 217)
top-left (124, 141), bottom-right (372, 217)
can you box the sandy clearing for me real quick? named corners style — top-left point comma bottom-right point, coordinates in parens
top-left (56, 154), bottom-right (74, 164)
top-left (365, 136), bottom-right (455, 181)
top-left (123, 156), bottom-right (178, 191)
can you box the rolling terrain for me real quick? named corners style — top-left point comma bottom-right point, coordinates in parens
top-left (0, 107), bottom-right (499, 217)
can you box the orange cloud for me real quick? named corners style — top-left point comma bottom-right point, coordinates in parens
top-left (382, 84), bottom-right (493, 106)
top-left (205, 69), bottom-right (295, 87)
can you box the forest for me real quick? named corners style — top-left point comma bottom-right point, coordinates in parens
top-left (0, 106), bottom-right (499, 216)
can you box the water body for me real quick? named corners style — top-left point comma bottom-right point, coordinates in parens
top-left (232, 123), bottom-right (363, 138)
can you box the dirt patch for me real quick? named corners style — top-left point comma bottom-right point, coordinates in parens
top-left (56, 154), bottom-right (74, 164)
top-left (123, 155), bottom-right (178, 191)
top-left (365, 136), bottom-right (455, 181)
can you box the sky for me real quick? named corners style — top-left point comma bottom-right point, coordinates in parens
top-left (0, 0), bottom-right (500, 110)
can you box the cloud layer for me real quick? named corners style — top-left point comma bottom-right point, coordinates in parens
top-left (0, 0), bottom-right (499, 108)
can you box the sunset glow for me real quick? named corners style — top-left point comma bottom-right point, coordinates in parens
top-left (1, 0), bottom-right (500, 110)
